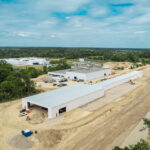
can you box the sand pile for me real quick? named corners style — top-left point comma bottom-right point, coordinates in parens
top-left (28, 106), bottom-right (47, 124)
top-left (8, 134), bottom-right (33, 149)
top-left (28, 113), bottom-right (45, 124)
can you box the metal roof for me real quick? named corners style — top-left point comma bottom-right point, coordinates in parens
top-left (23, 83), bottom-right (103, 108)
top-left (48, 68), bottom-right (110, 75)
top-left (95, 71), bottom-right (142, 87)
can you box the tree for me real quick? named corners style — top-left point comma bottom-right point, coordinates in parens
top-left (0, 61), bottom-right (38, 102)
top-left (43, 66), bottom-right (48, 74)
top-left (143, 118), bottom-right (150, 136)
top-left (113, 139), bottom-right (150, 150)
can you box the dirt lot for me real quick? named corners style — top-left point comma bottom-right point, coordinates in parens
top-left (0, 63), bottom-right (150, 150)
top-left (32, 74), bottom-right (78, 92)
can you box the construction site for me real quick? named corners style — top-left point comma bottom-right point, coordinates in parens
top-left (0, 62), bottom-right (150, 150)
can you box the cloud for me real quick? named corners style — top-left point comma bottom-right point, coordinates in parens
top-left (50, 34), bottom-right (56, 38)
top-left (88, 6), bottom-right (108, 17)
top-left (0, 0), bottom-right (150, 48)
top-left (65, 16), bottom-right (71, 20)
top-left (134, 31), bottom-right (145, 34)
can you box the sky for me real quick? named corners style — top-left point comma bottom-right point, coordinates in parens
top-left (0, 0), bottom-right (150, 48)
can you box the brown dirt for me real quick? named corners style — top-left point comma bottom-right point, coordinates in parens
top-left (28, 105), bottom-right (48, 124)
top-left (35, 129), bottom-right (64, 150)
top-left (7, 134), bottom-right (33, 149)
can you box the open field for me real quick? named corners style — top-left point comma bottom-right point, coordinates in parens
top-left (13, 65), bottom-right (44, 69)
top-left (0, 63), bottom-right (150, 150)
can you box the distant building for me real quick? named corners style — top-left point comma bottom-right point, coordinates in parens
top-left (48, 60), bottom-right (106, 81)
top-left (79, 58), bottom-right (84, 62)
top-left (0, 57), bottom-right (50, 66)
top-left (71, 61), bottom-right (102, 69)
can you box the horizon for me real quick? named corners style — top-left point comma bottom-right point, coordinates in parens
top-left (0, 46), bottom-right (150, 50)
top-left (0, 0), bottom-right (150, 48)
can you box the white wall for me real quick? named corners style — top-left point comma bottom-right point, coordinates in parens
top-left (66, 69), bottom-right (111, 81)
top-left (102, 71), bottom-right (143, 91)
top-left (48, 72), bottom-right (65, 77)
top-left (66, 72), bottom-right (87, 80)
top-left (86, 69), bottom-right (111, 80)
top-left (48, 89), bottom-right (104, 118)
top-left (22, 99), bottom-right (28, 109)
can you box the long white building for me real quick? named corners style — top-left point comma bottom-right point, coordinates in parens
top-left (22, 71), bottom-right (143, 118)
top-left (1, 57), bottom-right (50, 66)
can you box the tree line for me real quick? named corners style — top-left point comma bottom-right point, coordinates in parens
top-left (1, 48), bottom-right (150, 63)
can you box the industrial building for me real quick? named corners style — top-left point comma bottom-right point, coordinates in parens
top-left (72, 60), bottom-right (102, 69)
top-left (48, 68), bottom-right (111, 81)
top-left (65, 68), bottom-right (111, 81)
top-left (48, 60), bottom-right (106, 80)
top-left (1, 57), bottom-right (50, 66)
top-left (22, 71), bottom-right (143, 118)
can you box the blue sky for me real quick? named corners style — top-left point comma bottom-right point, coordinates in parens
top-left (0, 0), bottom-right (150, 48)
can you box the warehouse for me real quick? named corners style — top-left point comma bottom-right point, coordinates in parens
top-left (65, 68), bottom-right (111, 81)
top-left (48, 68), bottom-right (111, 81)
top-left (1, 57), bottom-right (50, 66)
top-left (22, 84), bottom-right (104, 118)
top-left (22, 71), bottom-right (142, 118)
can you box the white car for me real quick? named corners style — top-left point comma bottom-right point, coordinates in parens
top-left (19, 112), bottom-right (27, 117)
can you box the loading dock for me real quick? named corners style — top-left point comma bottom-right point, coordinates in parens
top-left (59, 107), bottom-right (66, 114)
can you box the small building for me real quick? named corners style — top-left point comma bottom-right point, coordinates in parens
top-left (22, 71), bottom-right (142, 119)
top-left (79, 58), bottom-right (84, 62)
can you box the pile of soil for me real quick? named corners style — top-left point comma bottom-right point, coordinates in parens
top-left (28, 113), bottom-right (45, 124)
top-left (8, 134), bottom-right (33, 149)
top-left (28, 106), bottom-right (48, 124)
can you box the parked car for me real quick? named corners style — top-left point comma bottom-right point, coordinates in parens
top-left (72, 78), bottom-right (77, 81)
top-left (20, 109), bottom-right (26, 113)
top-left (77, 79), bottom-right (84, 82)
top-left (57, 83), bottom-right (67, 87)
top-left (53, 83), bottom-right (57, 86)
top-left (19, 112), bottom-right (27, 117)
top-left (101, 78), bottom-right (107, 81)
top-left (59, 78), bottom-right (68, 82)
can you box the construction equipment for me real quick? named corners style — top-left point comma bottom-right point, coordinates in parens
top-left (130, 80), bottom-right (135, 85)
top-left (101, 78), bottom-right (107, 81)
top-left (20, 109), bottom-right (26, 113)
top-left (22, 129), bottom-right (33, 137)
top-left (19, 112), bottom-right (27, 117)
top-left (26, 116), bottom-right (31, 121)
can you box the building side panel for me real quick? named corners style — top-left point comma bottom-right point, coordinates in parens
top-left (49, 89), bottom-right (104, 118)
top-left (66, 72), bottom-right (86, 80)
top-left (22, 99), bottom-right (28, 109)
top-left (86, 69), bottom-right (111, 80)
top-left (102, 72), bottom-right (143, 91)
